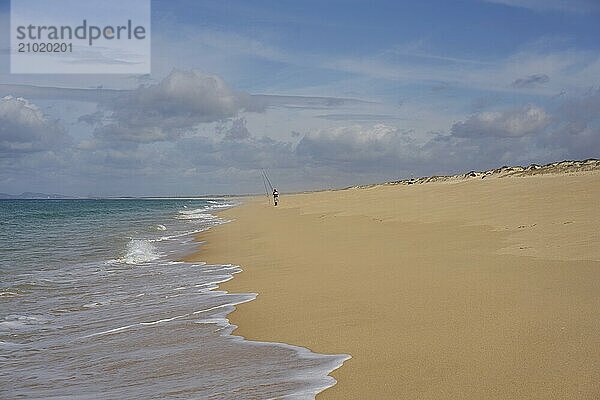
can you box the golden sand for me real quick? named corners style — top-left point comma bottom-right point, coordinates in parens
top-left (187, 169), bottom-right (600, 399)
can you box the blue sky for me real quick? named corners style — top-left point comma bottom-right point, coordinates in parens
top-left (0, 0), bottom-right (599, 195)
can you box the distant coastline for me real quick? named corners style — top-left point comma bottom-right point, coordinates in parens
top-left (0, 193), bottom-right (243, 200)
top-left (6, 159), bottom-right (598, 200)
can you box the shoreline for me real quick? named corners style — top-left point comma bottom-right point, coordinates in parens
top-left (184, 200), bottom-right (352, 398)
top-left (187, 168), bottom-right (600, 399)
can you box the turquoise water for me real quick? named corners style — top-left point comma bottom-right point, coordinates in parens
top-left (0, 199), bottom-right (346, 399)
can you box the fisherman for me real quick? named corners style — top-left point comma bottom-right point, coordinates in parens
top-left (272, 188), bottom-right (279, 206)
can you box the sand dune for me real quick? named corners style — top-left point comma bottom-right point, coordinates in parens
top-left (188, 162), bottom-right (600, 399)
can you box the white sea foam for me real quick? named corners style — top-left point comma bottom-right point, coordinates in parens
top-left (0, 340), bottom-right (24, 351)
top-left (194, 317), bottom-right (230, 326)
top-left (5, 199), bottom-right (351, 399)
top-left (140, 315), bottom-right (188, 326)
top-left (209, 203), bottom-right (235, 208)
top-left (175, 212), bottom-right (217, 220)
top-left (82, 314), bottom-right (191, 338)
top-left (151, 228), bottom-right (208, 242)
top-left (82, 323), bottom-right (139, 338)
top-left (0, 315), bottom-right (44, 332)
top-left (176, 204), bottom-right (230, 220)
top-left (82, 302), bottom-right (101, 309)
top-left (192, 304), bottom-right (229, 315)
top-left (178, 207), bottom-right (208, 215)
top-left (121, 239), bottom-right (161, 265)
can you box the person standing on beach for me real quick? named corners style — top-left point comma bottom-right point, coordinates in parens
top-left (273, 188), bottom-right (279, 206)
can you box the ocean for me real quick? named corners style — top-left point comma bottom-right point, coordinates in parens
top-left (0, 199), bottom-right (347, 399)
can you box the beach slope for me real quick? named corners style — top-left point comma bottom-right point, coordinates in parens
top-left (189, 164), bottom-right (600, 399)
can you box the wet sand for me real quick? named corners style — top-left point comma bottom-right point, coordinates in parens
top-left (187, 168), bottom-right (600, 399)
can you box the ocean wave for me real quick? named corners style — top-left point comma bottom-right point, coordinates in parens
top-left (4, 199), bottom-right (351, 399)
top-left (175, 212), bottom-right (217, 220)
top-left (178, 207), bottom-right (209, 215)
top-left (82, 302), bottom-right (102, 309)
top-left (0, 314), bottom-right (46, 332)
top-left (209, 203), bottom-right (235, 208)
top-left (82, 302), bottom-right (242, 339)
top-left (120, 239), bottom-right (161, 265)
top-left (151, 228), bottom-right (207, 242)
top-left (0, 340), bottom-right (23, 349)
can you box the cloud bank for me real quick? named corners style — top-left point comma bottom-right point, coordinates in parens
top-left (83, 69), bottom-right (261, 145)
top-left (1, 70), bottom-right (598, 195)
top-left (451, 105), bottom-right (550, 138)
top-left (0, 96), bottom-right (70, 156)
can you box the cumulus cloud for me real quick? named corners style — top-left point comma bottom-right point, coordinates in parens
top-left (292, 94), bottom-right (598, 179)
top-left (511, 73), bottom-right (550, 88)
top-left (451, 105), bottom-right (550, 138)
top-left (217, 117), bottom-right (252, 141)
top-left (2, 77), bottom-right (598, 195)
top-left (177, 133), bottom-right (297, 171)
top-left (292, 122), bottom-right (522, 177)
top-left (421, 95), bottom-right (599, 171)
top-left (542, 88), bottom-right (600, 159)
top-left (0, 96), bottom-right (70, 156)
top-left (83, 69), bottom-right (263, 145)
top-left (296, 124), bottom-right (418, 170)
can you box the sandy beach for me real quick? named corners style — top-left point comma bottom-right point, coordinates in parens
top-left (188, 163), bottom-right (600, 399)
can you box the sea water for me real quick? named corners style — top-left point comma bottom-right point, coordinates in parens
top-left (0, 199), bottom-right (347, 399)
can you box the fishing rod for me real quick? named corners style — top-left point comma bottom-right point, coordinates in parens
top-left (262, 169), bottom-right (274, 192)
top-left (261, 171), bottom-right (271, 205)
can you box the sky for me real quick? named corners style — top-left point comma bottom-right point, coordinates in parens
top-left (0, 0), bottom-right (599, 196)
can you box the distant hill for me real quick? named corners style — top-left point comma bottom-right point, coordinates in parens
top-left (0, 192), bottom-right (76, 199)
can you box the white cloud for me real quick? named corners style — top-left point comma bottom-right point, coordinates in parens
top-left (1, 69), bottom-right (597, 195)
top-left (0, 96), bottom-right (70, 155)
top-left (296, 124), bottom-right (418, 170)
top-left (217, 117), bottom-right (252, 141)
top-left (84, 69), bottom-right (262, 145)
top-left (451, 105), bottom-right (550, 138)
